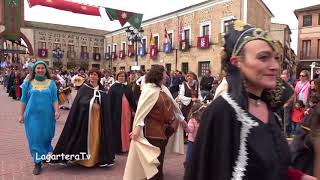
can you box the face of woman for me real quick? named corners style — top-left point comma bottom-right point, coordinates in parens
top-left (310, 81), bottom-right (315, 90)
top-left (35, 64), bottom-right (46, 77)
top-left (299, 72), bottom-right (308, 82)
top-left (186, 74), bottom-right (194, 83)
top-left (89, 72), bottom-right (99, 85)
top-left (238, 40), bottom-right (279, 90)
top-left (117, 73), bottom-right (126, 83)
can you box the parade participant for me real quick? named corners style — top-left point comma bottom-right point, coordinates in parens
top-left (185, 20), bottom-right (316, 180)
top-left (124, 65), bottom-right (184, 180)
top-left (19, 60), bottom-right (59, 175)
top-left (108, 71), bottom-right (137, 153)
top-left (177, 71), bottom-right (203, 121)
top-left (53, 68), bottom-right (114, 167)
top-left (9, 70), bottom-right (22, 100)
top-left (71, 67), bottom-right (87, 90)
top-left (200, 69), bottom-right (214, 98)
top-left (100, 69), bottom-right (115, 93)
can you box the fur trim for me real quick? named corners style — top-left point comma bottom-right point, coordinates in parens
top-left (222, 93), bottom-right (259, 180)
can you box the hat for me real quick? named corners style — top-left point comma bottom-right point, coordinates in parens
top-left (32, 60), bottom-right (48, 72)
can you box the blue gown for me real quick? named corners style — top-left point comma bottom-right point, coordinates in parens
top-left (20, 79), bottom-right (58, 163)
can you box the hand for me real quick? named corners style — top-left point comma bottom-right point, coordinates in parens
top-left (129, 126), bottom-right (141, 141)
top-left (301, 175), bottom-right (317, 180)
top-left (55, 112), bottom-right (60, 120)
top-left (19, 115), bottom-right (24, 124)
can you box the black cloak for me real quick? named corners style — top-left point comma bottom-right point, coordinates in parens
top-left (53, 83), bottom-right (114, 165)
top-left (108, 82), bottom-right (137, 153)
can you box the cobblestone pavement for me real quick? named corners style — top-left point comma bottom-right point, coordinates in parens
top-left (0, 86), bottom-right (185, 180)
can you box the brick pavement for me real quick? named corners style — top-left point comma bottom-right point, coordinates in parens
top-left (0, 86), bottom-right (185, 180)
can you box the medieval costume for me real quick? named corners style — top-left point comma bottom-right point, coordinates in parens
top-left (185, 20), bottom-right (307, 180)
top-left (53, 82), bottom-right (114, 167)
top-left (20, 61), bottom-right (58, 174)
top-left (71, 68), bottom-right (87, 90)
top-left (108, 81), bottom-right (137, 153)
top-left (178, 82), bottom-right (203, 120)
top-left (124, 83), bottom-right (184, 180)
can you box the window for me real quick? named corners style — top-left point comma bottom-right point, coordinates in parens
top-left (53, 43), bottom-right (61, 49)
top-left (154, 35), bottom-right (159, 49)
top-left (184, 29), bottom-right (190, 41)
top-left (113, 44), bottom-right (117, 53)
top-left (141, 38), bottom-right (147, 51)
top-left (168, 33), bottom-right (173, 44)
top-left (113, 67), bottom-right (116, 73)
top-left (93, 47), bottom-right (99, 53)
top-left (182, 63), bottom-right (189, 74)
top-left (81, 46), bottom-right (87, 53)
top-left (121, 42), bottom-right (126, 52)
top-left (318, 39), bottom-right (320, 58)
top-left (92, 64), bottom-right (100, 69)
top-left (303, 15), bottom-right (312, 27)
top-left (165, 63), bottom-right (172, 72)
top-left (302, 40), bottom-right (311, 58)
top-left (120, 67), bottom-right (125, 71)
top-left (68, 44), bottom-right (74, 52)
top-left (198, 61), bottom-right (210, 77)
top-left (38, 42), bottom-right (46, 49)
top-left (202, 25), bottom-right (210, 36)
top-left (107, 45), bottom-right (111, 53)
top-left (223, 19), bottom-right (235, 33)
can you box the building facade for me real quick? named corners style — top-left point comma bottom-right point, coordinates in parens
top-left (294, 4), bottom-right (320, 72)
top-left (270, 23), bottom-right (296, 72)
top-left (105, 0), bottom-right (274, 77)
top-left (25, 21), bottom-right (108, 70)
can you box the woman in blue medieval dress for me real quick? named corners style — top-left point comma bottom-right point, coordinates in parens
top-left (19, 60), bottom-right (60, 175)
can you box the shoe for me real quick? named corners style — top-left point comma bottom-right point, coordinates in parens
top-left (33, 163), bottom-right (41, 175)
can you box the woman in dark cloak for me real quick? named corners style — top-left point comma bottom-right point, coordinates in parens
top-left (53, 68), bottom-right (114, 167)
top-left (108, 71), bottom-right (137, 153)
top-left (184, 20), bottom-right (316, 180)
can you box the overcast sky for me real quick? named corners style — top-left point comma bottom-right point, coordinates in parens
top-left (24, 0), bottom-right (320, 52)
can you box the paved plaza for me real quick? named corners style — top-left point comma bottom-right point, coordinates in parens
top-left (0, 87), bottom-right (185, 180)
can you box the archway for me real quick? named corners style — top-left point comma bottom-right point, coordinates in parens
top-left (0, 31), bottom-right (34, 55)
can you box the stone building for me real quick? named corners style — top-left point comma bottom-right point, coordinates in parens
top-left (105, 0), bottom-right (274, 77)
top-left (294, 4), bottom-right (320, 72)
top-left (25, 21), bottom-right (107, 69)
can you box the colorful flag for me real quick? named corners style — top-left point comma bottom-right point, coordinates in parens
top-left (105, 7), bottom-right (143, 29)
top-left (150, 46), bottom-right (157, 60)
top-left (149, 32), bottom-right (154, 46)
top-left (197, 35), bottom-right (209, 49)
top-left (119, 50), bottom-right (125, 59)
top-left (164, 28), bottom-right (172, 53)
top-left (138, 47), bottom-right (145, 56)
top-left (128, 45), bottom-right (135, 57)
top-left (27, 0), bottom-right (100, 16)
top-left (38, 49), bottom-right (48, 58)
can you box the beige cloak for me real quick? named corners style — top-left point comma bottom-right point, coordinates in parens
top-left (123, 83), bottom-right (184, 180)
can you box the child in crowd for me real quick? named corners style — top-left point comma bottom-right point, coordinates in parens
top-left (181, 102), bottom-right (206, 167)
top-left (291, 100), bottom-right (305, 135)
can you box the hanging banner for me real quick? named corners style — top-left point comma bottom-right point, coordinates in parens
top-left (163, 43), bottom-right (172, 53)
top-left (128, 45), bottom-right (135, 57)
top-left (150, 45), bottom-right (157, 60)
top-left (197, 35), bottom-right (209, 49)
top-left (138, 47), bottom-right (145, 56)
top-left (38, 49), bottom-right (48, 58)
top-left (119, 50), bottom-right (125, 59)
top-left (105, 53), bottom-right (110, 60)
top-left (4, 0), bottom-right (21, 41)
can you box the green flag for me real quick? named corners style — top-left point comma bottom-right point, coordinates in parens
top-left (105, 7), bottom-right (143, 29)
top-left (4, 0), bottom-right (21, 41)
top-left (128, 13), bottom-right (143, 29)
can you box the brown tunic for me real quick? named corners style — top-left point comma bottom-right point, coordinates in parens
top-left (145, 91), bottom-right (174, 140)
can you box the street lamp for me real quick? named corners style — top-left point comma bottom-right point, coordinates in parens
top-left (125, 27), bottom-right (144, 67)
top-left (53, 48), bottom-right (64, 69)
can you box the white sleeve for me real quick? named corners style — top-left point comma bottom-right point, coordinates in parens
top-left (178, 83), bottom-right (192, 106)
top-left (71, 75), bottom-right (76, 84)
top-left (198, 85), bottom-right (203, 102)
top-left (136, 76), bottom-right (143, 85)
